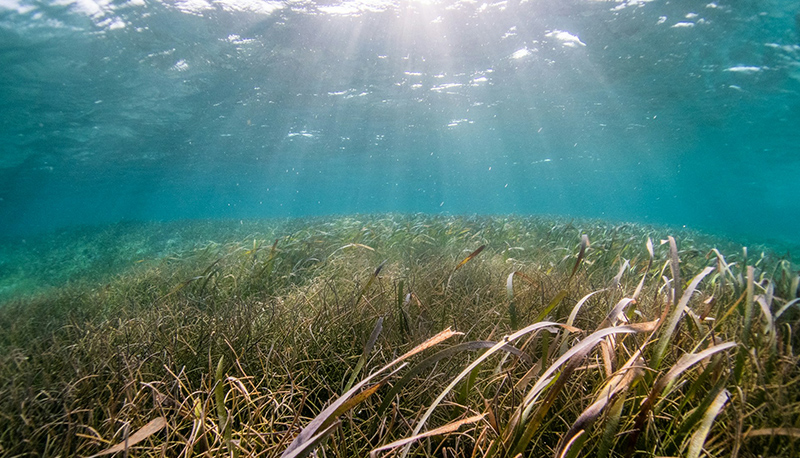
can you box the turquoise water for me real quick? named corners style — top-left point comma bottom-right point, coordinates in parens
top-left (1, 0), bottom-right (799, 246)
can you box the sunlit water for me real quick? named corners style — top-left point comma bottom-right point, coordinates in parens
top-left (1, 0), bottom-right (799, 246)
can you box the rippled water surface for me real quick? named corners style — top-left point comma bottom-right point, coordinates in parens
top-left (1, 0), bottom-right (799, 245)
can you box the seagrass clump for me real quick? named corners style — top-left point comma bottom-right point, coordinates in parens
top-left (0, 214), bottom-right (797, 457)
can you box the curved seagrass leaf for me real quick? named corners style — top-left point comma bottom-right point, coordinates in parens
top-left (743, 428), bottom-right (800, 439)
top-left (281, 421), bottom-right (340, 458)
top-left (522, 323), bottom-right (656, 412)
top-left (509, 324), bottom-right (655, 457)
top-left (86, 417), bottom-right (166, 458)
top-left (657, 342), bottom-right (737, 402)
top-left (775, 297), bottom-right (800, 320)
top-left (343, 316), bottom-right (384, 393)
top-left (673, 356), bottom-right (727, 441)
top-left (668, 236), bottom-right (681, 302)
top-left (708, 248), bottom-right (736, 290)
top-left (214, 356), bottom-right (230, 446)
top-left (355, 260), bottom-right (386, 307)
top-left (455, 245), bottom-right (485, 271)
top-left (755, 295), bottom-right (776, 346)
top-left (631, 238), bottom-right (654, 301)
top-left (609, 259), bottom-right (630, 292)
top-left (566, 290), bottom-right (606, 329)
top-left (570, 234), bottom-right (590, 280)
top-left (625, 341), bottom-right (737, 458)
top-left (598, 298), bottom-right (636, 329)
top-left (743, 266), bottom-right (755, 347)
top-left (323, 377), bottom-right (390, 431)
top-left (652, 266), bottom-right (715, 370)
top-left (597, 394), bottom-right (626, 458)
top-left (399, 321), bottom-right (576, 458)
top-left (686, 389), bottom-right (729, 458)
top-left (558, 429), bottom-right (586, 458)
top-left (532, 290), bottom-right (569, 324)
top-left (377, 340), bottom-right (531, 415)
top-left (369, 414), bottom-right (485, 458)
top-left (555, 351), bottom-right (645, 458)
top-left (281, 328), bottom-right (461, 458)
top-left (558, 289), bottom-right (606, 356)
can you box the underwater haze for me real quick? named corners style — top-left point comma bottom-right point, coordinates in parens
top-left (1, 0), bottom-right (799, 245)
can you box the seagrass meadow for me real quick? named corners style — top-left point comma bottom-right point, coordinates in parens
top-left (0, 214), bottom-right (798, 457)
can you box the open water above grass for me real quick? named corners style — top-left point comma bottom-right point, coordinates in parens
top-left (1, 0), bottom-right (800, 248)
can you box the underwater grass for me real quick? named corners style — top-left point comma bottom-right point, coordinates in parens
top-left (0, 213), bottom-right (798, 457)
